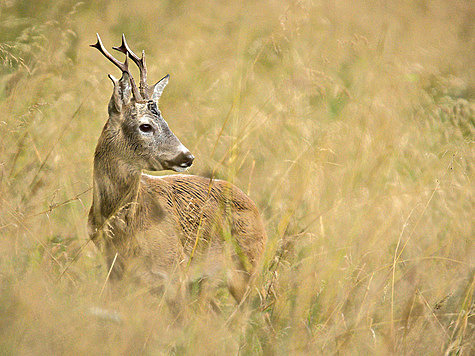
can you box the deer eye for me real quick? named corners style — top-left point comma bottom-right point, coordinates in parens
top-left (139, 124), bottom-right (153, 133)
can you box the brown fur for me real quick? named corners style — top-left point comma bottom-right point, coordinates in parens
top-left (89, 172), bottom-right (266, 301)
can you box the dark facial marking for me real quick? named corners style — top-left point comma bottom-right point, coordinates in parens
top-left (147, 101), bottom-right (159, 117)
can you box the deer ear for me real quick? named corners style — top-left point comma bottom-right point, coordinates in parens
top-left (108, 72), bottom-right (133, 116)
top-left (151, 74), bottom-right (169, 102)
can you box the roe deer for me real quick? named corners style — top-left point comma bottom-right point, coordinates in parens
top-left (88, 34), bottom-right (267, 302)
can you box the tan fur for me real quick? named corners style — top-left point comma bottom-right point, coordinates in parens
top-left (89, 173), bottom-right (266, 301)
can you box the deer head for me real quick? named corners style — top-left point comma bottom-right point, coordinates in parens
top-left (91, 34), bottom-right (194, 173)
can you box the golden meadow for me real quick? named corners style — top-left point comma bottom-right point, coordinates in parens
top-left (0, 0), bottom-right (473, 354)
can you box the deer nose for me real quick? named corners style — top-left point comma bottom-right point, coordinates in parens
top-left (167, 150), bottom-right (194, 169)
top-left (180, 151), bottom-right (194, 168)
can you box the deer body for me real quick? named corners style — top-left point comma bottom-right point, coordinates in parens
top-left (88, 34), bottom-right (266, 301)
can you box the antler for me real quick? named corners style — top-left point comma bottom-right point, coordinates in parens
top-left (113, 34), bottom-right (149, 99)
top-left (90, 33), bottom-right (143, 102)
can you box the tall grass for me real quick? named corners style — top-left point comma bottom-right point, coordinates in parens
top-left (0, 0), bottom-right (473, 354)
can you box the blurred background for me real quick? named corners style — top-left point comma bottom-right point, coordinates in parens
top-left (0, 0), bottom-right (473, 354)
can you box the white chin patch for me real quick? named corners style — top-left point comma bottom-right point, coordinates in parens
top-left (172, 166), bottom-right (188, 172)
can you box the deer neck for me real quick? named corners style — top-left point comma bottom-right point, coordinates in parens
top-left (91, 142), bottom-right (142, 224)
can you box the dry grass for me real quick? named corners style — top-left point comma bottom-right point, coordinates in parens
top-left (0, 0), bottom-right (473, 354)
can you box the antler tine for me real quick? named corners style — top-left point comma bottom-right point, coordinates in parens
top-left (113, 34), bottom-right (149, 99)
top-left (90, 33), bottom-right (129, 73)
top-left (90, 33), bottom-right (143, 101)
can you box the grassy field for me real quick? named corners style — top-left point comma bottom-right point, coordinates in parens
top-left (0, 0), bottom-right (473, 354)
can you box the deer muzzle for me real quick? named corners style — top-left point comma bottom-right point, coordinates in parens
top-left (164, 146), bottom-right (194, 172)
